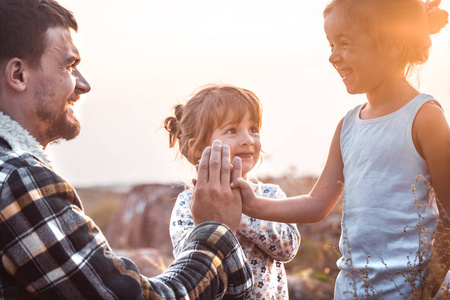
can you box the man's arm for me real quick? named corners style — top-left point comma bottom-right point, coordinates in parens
top-left (0, 162), bottom-right (252, 299)
top-left (145, 221), bottom-right (252, 299)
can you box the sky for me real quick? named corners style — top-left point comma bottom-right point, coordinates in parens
top-left (50, 0), bottom-right (450, 187)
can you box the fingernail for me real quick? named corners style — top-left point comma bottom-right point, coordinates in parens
top-left (213, 140), bottom-right (221, 146)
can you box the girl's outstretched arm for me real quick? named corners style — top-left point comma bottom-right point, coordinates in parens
top-left (413, 102), bottom-right (450, 297)
top-left (237, 119), bottom-right (345, 224)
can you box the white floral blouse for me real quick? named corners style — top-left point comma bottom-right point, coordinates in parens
top-left (169, 182), bottom-right (301, 299)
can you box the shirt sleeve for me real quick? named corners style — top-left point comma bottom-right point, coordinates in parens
top-left (169, 190), bottom-right (196, 258)
top-left (0, 165), bottom-right (252, 299)
top-left (237, 184), bottom-right (300, 262)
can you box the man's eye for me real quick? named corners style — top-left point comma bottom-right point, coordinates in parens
top-left (67, 58), bottom-right (80, 71)
top-left (67, 63), bottom-right (77, 71)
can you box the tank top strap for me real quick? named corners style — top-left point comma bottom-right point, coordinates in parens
top-left (405, 93), bottom-right (440, 128)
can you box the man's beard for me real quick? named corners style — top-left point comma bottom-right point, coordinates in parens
top-left (36, 97), bottom-right (81, 144)
top-left (44, 109), bottom-right (80, 143)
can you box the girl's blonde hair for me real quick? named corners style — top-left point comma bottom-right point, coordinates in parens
top-left (323, 0), bottom-right (448, 77)
top-left (164, 84), bottom-right (262, 165)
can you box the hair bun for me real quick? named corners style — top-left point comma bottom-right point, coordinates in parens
top-left (426, 0), bottom-right (449, 34)
top-left (173, 104), bottom-right (184, 121)
top-left (164, 104), bottom-right (184, 148)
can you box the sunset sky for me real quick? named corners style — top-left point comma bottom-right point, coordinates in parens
top-left (51, 0), bottom-right (450, 187)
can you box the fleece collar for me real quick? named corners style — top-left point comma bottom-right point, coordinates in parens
top-left (0, 111), bottom-right (50, 165)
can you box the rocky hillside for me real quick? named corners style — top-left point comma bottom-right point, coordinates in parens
top-left (104, 183), bottom-right (184, 255)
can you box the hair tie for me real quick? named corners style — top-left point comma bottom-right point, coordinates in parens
top-left (425, 0), bottom-right (449, 34)
top-left (424, 0), bottom-right (440, 10)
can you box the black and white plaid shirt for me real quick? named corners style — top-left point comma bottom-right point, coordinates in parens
top-left (0, 113), bottom-right (252, 299)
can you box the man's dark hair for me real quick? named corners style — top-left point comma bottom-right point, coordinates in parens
top-left (0, 0), bottom-right (78, 68)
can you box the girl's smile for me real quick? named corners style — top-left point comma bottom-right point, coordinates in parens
top-left (235, 151), bottom-right (254, 159)
top-left (337, 68), bottom-right (353, 80)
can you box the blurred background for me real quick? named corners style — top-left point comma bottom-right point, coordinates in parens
top-left (51, 0), bottom-right (450, 187)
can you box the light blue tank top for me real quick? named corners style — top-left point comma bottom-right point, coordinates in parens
top-left (335, 94), bottom-right (439, 299)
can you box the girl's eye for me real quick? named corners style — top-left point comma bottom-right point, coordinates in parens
top-left (225, 128), bottom-right (236, 134)
top-left (328, 39), bottom-right (349, 51)
top-left (250, 127), bottom-right (260, 134)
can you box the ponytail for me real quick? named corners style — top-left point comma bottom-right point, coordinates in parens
top-left (164, 104), bottom-right (184, 149)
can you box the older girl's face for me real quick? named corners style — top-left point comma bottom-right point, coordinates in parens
top-left (209, 112), bottom-right (261, 179)
top-left (324, 10), bottom-right (402, 96)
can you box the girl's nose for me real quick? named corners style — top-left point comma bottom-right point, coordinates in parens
top-left (329, 49), bottom-right (341, 65)
top-left (240, 132), bottom-right (254, 146)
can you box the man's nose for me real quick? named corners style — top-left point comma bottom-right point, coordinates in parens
top-left (75, 69), bottom-right (91, 94)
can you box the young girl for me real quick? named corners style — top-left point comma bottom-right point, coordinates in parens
top-left (164, 84), bottom-right (300, 300)
top-left (235, 0), bottom-right (450, 298)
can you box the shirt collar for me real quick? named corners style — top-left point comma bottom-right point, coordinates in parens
top-left (0, 111), bottom-right (50, 165)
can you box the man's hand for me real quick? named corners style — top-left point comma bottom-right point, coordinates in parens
top-left (191, 140), bottom-right (243, 233)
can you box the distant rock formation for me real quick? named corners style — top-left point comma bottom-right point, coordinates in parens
top-left (105, 183), bottom-right (185, 256)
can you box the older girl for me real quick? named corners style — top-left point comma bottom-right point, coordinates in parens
top-left (236, 1), bottom-right (450, 298)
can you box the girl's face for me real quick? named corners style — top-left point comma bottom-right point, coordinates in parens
top-left (209, 111), bottom-right (261, 179)
top-left (324, 10), bottom-right (401, 95)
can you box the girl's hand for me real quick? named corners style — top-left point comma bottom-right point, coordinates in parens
top-left (231, 177), bottom-right (258, 216)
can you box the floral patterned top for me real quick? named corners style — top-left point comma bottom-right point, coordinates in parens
top-left (170, 182), bottom-right (301, 299)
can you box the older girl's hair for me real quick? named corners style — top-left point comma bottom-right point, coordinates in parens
top-left (323, 0), bottom-right (448, 76)
top-left (164, 84), bottom-right (262, 165)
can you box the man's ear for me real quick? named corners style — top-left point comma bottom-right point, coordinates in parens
top-left (5, 58), bottom-right (27, 92)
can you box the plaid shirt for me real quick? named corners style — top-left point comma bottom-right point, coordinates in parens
top-left (0, 125), bottom-right (252, 299)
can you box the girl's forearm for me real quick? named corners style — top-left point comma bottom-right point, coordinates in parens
top-left (250, 194), bottom-right (328, 224)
